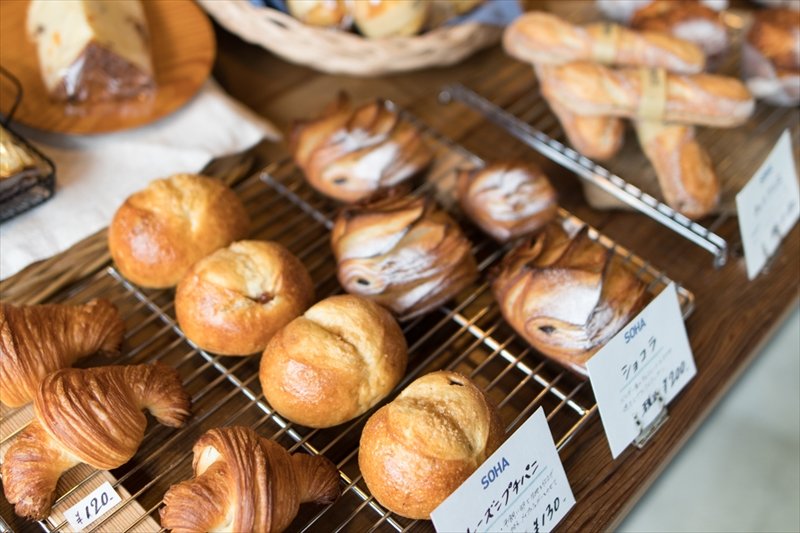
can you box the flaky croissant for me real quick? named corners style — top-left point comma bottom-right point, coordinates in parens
top-left (160, 426), bottom-right (340, 533)
top-left (0, 299), bottom-right (125, 407)
top-left (331, 195), bottom-right (478, 318)
top-left (492, 222), bottom-right (648, 376)
top-left (2, 364), bottom-right (191, 520)
top-left (290, 94), bottom-right (433, 203)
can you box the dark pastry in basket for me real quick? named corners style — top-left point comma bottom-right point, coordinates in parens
top-left (492, 222), bottom-right (649, 377)
top-left (175, 240), bottom-right (314, 356)
top-left (160, 426), bottom-right (340, 533)
top-left (331, 195), bottom-right (478, 319)
top-left (108, 173), bottom-right (250, 289)
top-left (259, 294), bottom-right (407, 428)
top-left (2, 364), bottom-right (190, 520)
top-left (743, 8), bottom-right (800, 106)
top-left (290, 94), bottom-right (433, 204)
top-left (457, 161), bottom-right (558, 243)
top-left (26, 0), bottom-right (155, 103)
top-left (359, 371), bottom-right (504, 520)
top-left (630, 0), bottom-right (728, 59)
top-left (0, 299), bottom-right (125, 408)
top-left (0, 124), bottom-right (55, 222)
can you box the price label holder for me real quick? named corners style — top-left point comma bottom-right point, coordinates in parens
top-left (736, 129), bottom-right (800, 279)
top-left (586, 283), bottom-right (696, 459)
top-left (431, 408), bottom-right (575, 533)
top-left (65, 481), bottom-right (122, 531)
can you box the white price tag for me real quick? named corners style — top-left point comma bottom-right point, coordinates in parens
top-left (431, 408), bottom-right (575, 533)
top-left (65, 481), bottom-right (122, 531)
top-left (586, 283), bottom-right (696, 459)
top-left (736, 129), bottom-right (800, 279)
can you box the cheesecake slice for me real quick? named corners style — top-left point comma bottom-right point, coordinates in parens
top-left (27, 0), bottom-right (154, 102)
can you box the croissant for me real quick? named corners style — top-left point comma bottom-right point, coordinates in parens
top-left (160, 426), bottom-right (340, 533)
top-left (492, 222), bottom-right (648, 376)
top-left (290, 94), bottom-right (433, 203)
top-left (331, 195), bottom-right (478, 318)
top-left (0, 299), bottom-right (125, 408)
top-left (2, 364), bottom-right (191, 520)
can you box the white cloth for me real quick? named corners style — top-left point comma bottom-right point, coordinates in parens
top-left (0, 80), bottom-right (278, 279)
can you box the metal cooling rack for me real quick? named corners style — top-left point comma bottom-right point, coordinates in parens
top-left (441, 2), bottom-right (800, 268)
top-left (0, 103), bottom-right (693, 533)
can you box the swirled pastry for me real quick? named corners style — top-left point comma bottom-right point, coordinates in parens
top-left (457, 162), bottom-right (558, 242)
top-left (290, 94), bottom-right (433, 203)
top-left (160, 426), bottom-right (340, 533)
top-left (0, 299), bottom-right (125, 407)
top-left (331, 196), bottom-right (478, 318)
top-left (492, 222), bottom-right (648, 376)
top-left (2, 364), bottom-right (191, 520)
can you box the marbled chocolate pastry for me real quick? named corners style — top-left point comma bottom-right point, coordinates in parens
top-left (331, 196), bottom-right (478, 318)
top-left (457, 162), bottom-right (558, 243)
top-left (290, 94), bottom-right (433, 203)
top-left (492, 222), bottom-right (648, 376)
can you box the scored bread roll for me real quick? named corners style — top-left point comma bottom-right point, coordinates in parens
top-left (175, 241), bottom-right (314, 356)
top-left (537, 62), bottom-right (754, 128)
top-left (630, 1), bottom-right (729, 58)
top-left (504, 11), bottom-right (706, 74)
top-left (635, 120), bottom-right (720, 219)
top-left (109, 174), bottom-right (250, 289)
top-left (744, 8), bottom-right (800, 106)
top-left (331, 195), bottom-right (478, 319)
top-left (492, 222), bottom-right (648, 377)
top-left (351, 0), bottom-right (430, 38)
top-left (259, 295), bottom-right (407, 428)
top-left (359, 371), bottom-right (504, 519)
top-left (457, 162), bottom-right (558, 242)
top-left (290, 94), bottom-right (433, 203)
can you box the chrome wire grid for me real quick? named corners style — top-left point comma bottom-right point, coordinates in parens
top-left (0, 105), bottom-right (693, 533)
top-left (442, 2), bottom-right (800, 268)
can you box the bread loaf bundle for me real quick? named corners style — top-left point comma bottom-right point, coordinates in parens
top-left (0, 299), bottom-right (125, 407)
top-left (2, 364), bottom-right (191, 520)
top-left (359, 371), bottom-right (504, 519)
top-left (492, 222), bottom-right (648, 376)
top-left (160, 426), bottom-right (340, 533)
top-left (331, 195), bottom-right (478, 318)
top-left (259, 295), bottom-right (407, 428)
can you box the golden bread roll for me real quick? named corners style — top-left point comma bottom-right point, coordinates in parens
top-left (259, 294), bottom-right (407, 428)
top-left (492, 222), bottom-right (648, 377)
top-left (331, 195), bottom-right (478, 319)
top-left (744, 8), bottom-right (800, 106)
top-left (351, 0), bottom-right (429, 38)
top-left (175, 240), bottom-right (314, 356)
top-left (2, 364), bottom-right (190, 520)
top-left (286, 0), bottom-right (352, 29)
top-left (108, 174), bottom-right (250, 289)
top-left (359, 371), bottom-right (504, 520)
top-left (160, 426), bottom-right (340, 533)
top-left (537, 62), bottom-right (754, 127)
top-left (631, 1), bottom-right (728, 58)
top-left (457, 162), bottom-right (558, 243)
top-left (504, 11), bottom-right (706, 73)
top-left (290, 94), bottom-right (433, 203)
top-left (0, 299), bottom-right (125, 407)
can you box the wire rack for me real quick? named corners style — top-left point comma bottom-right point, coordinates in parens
top-left (440, 2), bottom-right (800, 268)
top-left (0, 103), bottom-right (694, 533)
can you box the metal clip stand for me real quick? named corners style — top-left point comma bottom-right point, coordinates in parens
top-left (633, 392), bottom-right (669, 449)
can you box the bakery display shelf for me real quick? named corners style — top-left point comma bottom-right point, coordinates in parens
top-left (439, 3), bottom-right (800, 268)
top-left (0, 105), bottom-right (693, 533)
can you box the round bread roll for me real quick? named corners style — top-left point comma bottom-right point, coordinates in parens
top-left (286, 0), bottom-right (352, 29)
top-left (259, 294), bottom-right (407, 428)
top-left (359, 371), bottom-right (505, 519)
top-left (109, 174), bottom-right (249, 289)
top-left (175, 240), bottom-right (314, 356)
top-left (457, 162), bottom-right (558, 243)
top-left (351, 0), bottom-right (430, 38)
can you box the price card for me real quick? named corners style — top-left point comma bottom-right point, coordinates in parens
top-left (736, 129), bottom-right (800, 279)
top-left (65, 481), bottom-right (121, 531)
top-left (586, 283), bottom-right (696, 459)
top-left (431, 408), bottom-right (575, 533)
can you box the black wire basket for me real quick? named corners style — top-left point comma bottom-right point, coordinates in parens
top-left (0, 66), bottom-right (56, 223)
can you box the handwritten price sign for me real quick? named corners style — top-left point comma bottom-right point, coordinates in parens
top-left (65, 481), bottom-right (121, 531)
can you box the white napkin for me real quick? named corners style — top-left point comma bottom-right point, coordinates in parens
top-left (0, 79), bottom-right (279, 280)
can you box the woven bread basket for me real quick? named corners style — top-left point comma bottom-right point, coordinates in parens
top-left (198, 0), bottom-right (503, 75)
